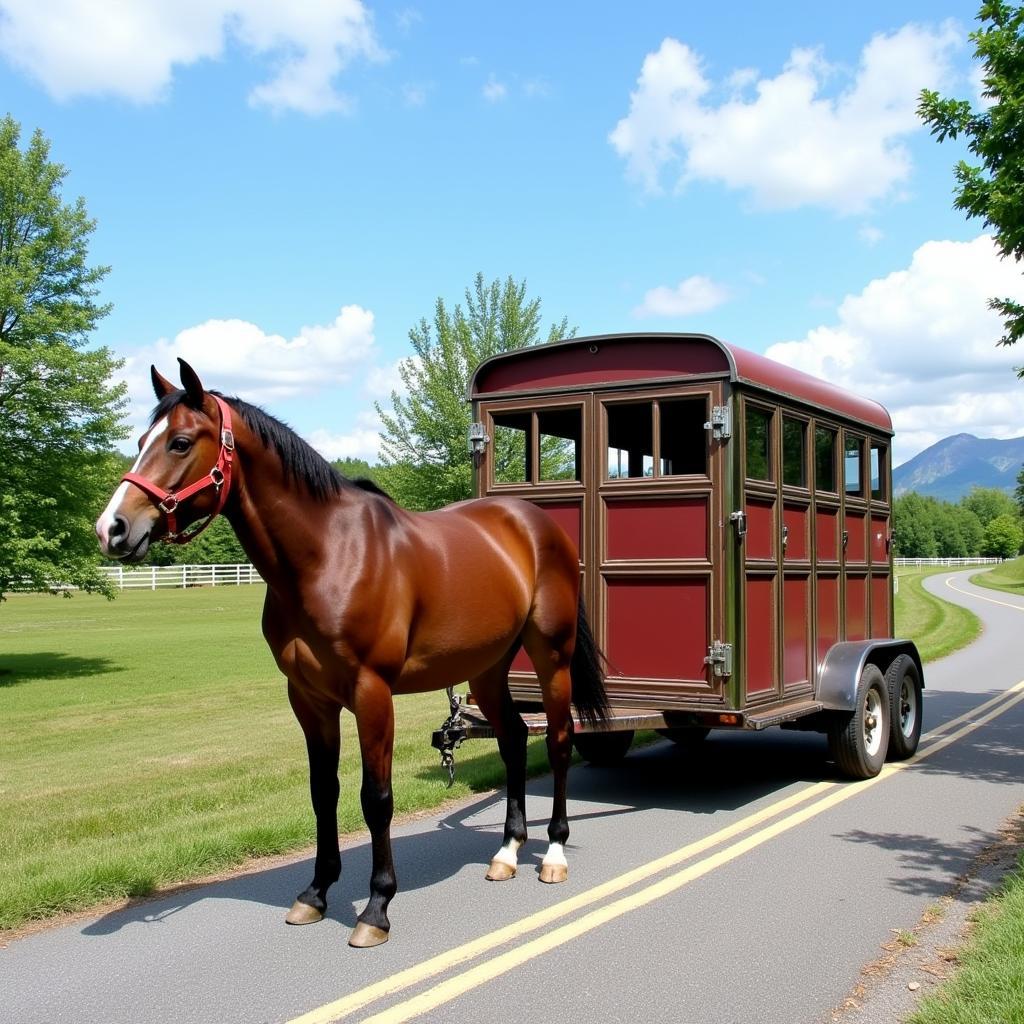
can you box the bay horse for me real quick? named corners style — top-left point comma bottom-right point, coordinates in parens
top-left (95, 359), bottom-right (608, 948)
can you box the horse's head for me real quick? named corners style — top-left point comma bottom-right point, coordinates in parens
top-left (95, 359), bottom-right (235, 561)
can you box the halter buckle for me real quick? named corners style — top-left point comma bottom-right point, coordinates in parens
top-left (210, 467), bottom-right (225, 489)
top-left (221, 428), bottom-right (235, 451)
top-left (159, 495), bottom-right (179, 514)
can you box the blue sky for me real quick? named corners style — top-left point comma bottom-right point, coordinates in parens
top-left (1, 0), bottom-right (1020, 466)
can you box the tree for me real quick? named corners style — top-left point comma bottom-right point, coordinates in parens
top-left (919, 2), bottom-right (1024, 369)
top-left (962, 485), bottom-right (1017, 526)
top-left (894, 493), bottom-right (938, 557)
top-left (0, 115), bottom-right (126, 599)
top-left (1016, 464), bottom-right (1024, 516)
top-left (375, 273), bottom-right (573, 510)
top-left (984, 512), bottom-right (1024, 555)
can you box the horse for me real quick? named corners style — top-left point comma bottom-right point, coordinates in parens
top-left (95, 359), bottom-right (608, 948)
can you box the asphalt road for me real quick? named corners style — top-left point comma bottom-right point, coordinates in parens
top-left (3, 569), bottom-right (1023, 1024)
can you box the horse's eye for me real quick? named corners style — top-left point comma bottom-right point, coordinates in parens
top-left (169, 436), bottom-right (192, 454)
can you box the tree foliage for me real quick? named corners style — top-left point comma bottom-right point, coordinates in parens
top-left (895, 486), bottom-right (1022, 557)
top-left (1016, 464), bottom-right (1024, 515)
top-left (375, 273), bottom-right (573, 510)
top-left (0, 115), bottom-right (126, 599)
top-left (918, 1), bottom-right (1024, 368)
top-left (984, 512), bottom-right (1024, 555)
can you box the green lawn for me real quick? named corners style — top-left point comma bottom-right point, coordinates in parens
top-left (893, 565), bottom-right (982, 663)
top-left (0, 564), bottom-right (984, 935)
top-left (970, 555), bottom-right (1024, 598)
top-left (0, 587), bottom-right (548, 932)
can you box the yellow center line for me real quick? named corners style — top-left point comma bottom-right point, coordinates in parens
top-left (288, 679), bottom-right (1024, 1024)
top-left (945, 574), bottom-right (1024, 612)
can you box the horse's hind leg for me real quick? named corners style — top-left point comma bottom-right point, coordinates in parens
top-left (350, 670), bottom-right (398, 948)
top-left (469, 655), bottom-right (528, 881)
top-left (286, 682), bottom-right (342, 925)
top-left (522, 629), bottom-right (574, 884)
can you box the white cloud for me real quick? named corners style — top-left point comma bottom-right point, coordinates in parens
top-left (308, 412), bottom-right (383, 461)
top-left (633, 275), bottom-right (730, 318)
top-left (482, 73), bottom-right (507, 102)
top-left (121, 304), bottom-right (378, 434)
top-left (765, 235), bottom-right (1024, 465)
top-left (0, 0), bottom-right (384, 113)
top-left (610, 23), bottom-right (961, 213)
top-left (859, 225), bottom-right (884, 246)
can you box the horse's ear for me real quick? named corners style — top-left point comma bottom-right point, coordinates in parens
top-left (178, 358), bottom-right (205, 409)
top-left (151, 366), bottom-right (176, 400)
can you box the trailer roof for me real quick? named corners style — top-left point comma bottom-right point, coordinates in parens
top-left (470, 332), bottom-right (892, 434)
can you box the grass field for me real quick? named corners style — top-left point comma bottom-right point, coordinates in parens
top-left (0, 566), bottom-right (983, 934)
top-left (894, 565), bottom-right (983, 662)
top-left (0, 587), bottom-right (551, 932)
top-left (970, 554), bottom-right (1024, 598)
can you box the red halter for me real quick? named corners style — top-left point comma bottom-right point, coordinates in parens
top-left (121, 395), bottom-right (235, 545)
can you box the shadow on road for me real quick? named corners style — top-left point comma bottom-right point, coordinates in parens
top-left (78, 686), bottom-right (1023, 940)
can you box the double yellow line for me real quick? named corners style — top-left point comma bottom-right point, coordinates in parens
top-left (289, 675), bottom-right (1024, 1024)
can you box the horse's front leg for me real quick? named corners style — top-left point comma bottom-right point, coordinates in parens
top-left (349, 670), bottom-right (397, 948)
top-left (285, 681), bottom-right (342, 926)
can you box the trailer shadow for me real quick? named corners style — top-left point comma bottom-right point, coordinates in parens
top-left (78, 686), bottom-right (1022, 942)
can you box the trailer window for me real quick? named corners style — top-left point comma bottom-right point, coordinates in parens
top-left (782, 418), bottom-right (806, 488)
top-left (538, 408), bottom-right (582, 482)
top-left (746, 406), bottom-right (772, 481)
top-left (815, 427), bottom-right (836, 492)
top-left (870, 442), bottom-right (886, 501)
top-left (660, 398), bottom-right (707, 475)
top-left (492, 412), bottom-right (531, 484)
top-left (607, 403), bottom-right (653, 478)
top-left (844, 435), bottom-right (864, 497)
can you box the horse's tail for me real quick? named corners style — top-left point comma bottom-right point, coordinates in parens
top-left (571, 596), bottom-right (610, 727)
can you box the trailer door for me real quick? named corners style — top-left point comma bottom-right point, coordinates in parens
top-left (595, 385), bottom-right (727, 707)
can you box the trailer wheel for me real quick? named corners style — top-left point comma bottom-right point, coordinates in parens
top-left (573, 729), bottom-right (634, 766)
top-left (885, 654), bottom-right (923, 760)
top-left (658, 726), bottom-right (711, 751)
top-left (828, 664), bottom-right (890, 779)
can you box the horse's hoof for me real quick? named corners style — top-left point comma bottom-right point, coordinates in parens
top-left (349, 922), bottom-right (390, 948)
top-left (539, 863), bottom-right (568, 884)
top-left (486, 860), bottom-right (517, 881)
top-left (285, 900), bottom-right (324, 925)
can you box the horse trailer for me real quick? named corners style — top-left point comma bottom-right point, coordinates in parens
top-left (433, 333), bottom-right (924, 780)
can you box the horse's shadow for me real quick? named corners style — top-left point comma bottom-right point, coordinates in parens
top-left (80, 687), bottom-right (1008, 939)
top-left (80, 729), bottom-right (834, 938)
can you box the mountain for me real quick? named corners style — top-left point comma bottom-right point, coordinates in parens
top-left (893, 433), bottom-right (1024, 502)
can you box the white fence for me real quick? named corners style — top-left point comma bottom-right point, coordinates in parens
top-left (894, 557), bottom-right (1003, 567)
top-left (98, 563), bottom-right (263, 590)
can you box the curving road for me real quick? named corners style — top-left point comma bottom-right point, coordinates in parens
top-left (3, 569), bottom-right (1024, 1024)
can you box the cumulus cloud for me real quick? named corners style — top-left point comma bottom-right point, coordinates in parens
top-left (633, 275), bottom-right (730, 318)
top-left (0, 0), bottom-right (385, 113)
top-left (308, 412), bottom-right (384, 461)
top-left (609, 23), bottom-right (961, 213)
top-left (765, 236), bottom-right (1024, 464)
top-left (121, 304), bottom-right (378, 431)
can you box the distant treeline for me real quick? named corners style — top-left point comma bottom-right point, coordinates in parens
top-left (894, 487), bottom-right (1023, 559)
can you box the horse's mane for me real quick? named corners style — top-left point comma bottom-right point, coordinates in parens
top-left (150, 390), bottom-right (392, 504)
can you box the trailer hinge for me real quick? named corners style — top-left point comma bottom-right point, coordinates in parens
top-left (704, 640), bottom-right (734, 678)
top-left (729, 509), bottom-right (747, 538)
top-left (467, 422), bottom-right (490, 455)
top-left (704, 405), bottom-right (732, 441)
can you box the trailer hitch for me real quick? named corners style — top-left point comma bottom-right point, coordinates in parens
top-left (430, 686), bottom-right (468, 787)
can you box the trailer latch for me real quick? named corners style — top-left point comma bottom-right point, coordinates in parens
top-left (467, 422), bottom-right (490, 456)
top-left (704, 640), bottom-right (733, 678)
top-left (704, 405), bottom-right (732, 441)
top-left (730, 510), bottom-right (747, 538)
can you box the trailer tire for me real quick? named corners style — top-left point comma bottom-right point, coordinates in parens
top-left (573, 729), bottom-right (634, 766)
top-left (658, 726), bottom-right (711, 751)
top-left (828, 664), bottom-right (889, 779)
top-left (885, 654), bottom-right (923, 761)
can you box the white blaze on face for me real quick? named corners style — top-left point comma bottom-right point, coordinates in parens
top-left (96, 416), bottom-right (170, 550)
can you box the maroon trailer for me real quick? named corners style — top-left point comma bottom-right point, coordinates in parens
top-left (433, 333), bottom-right (923, 780)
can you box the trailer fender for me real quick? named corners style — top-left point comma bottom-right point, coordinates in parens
top-left (816, 640), bottom-right (924, 712)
